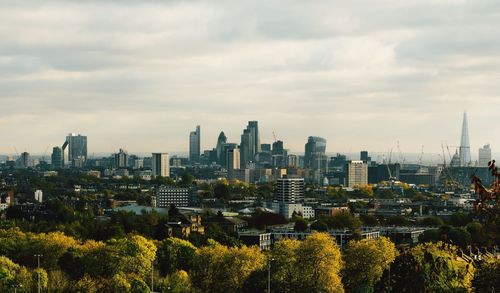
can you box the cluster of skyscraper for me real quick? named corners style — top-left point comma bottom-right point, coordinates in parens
top-left (188, 121), bottom-right (329, 181)
top-left (52, 133), bottom-right (87, 168)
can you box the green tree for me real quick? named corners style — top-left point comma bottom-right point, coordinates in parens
top-left (159, 270), bottom-right (194, 293)
top-left (375, 242), bottom-right (475, 292)
top-left (157, 237), bottom-right (197, 275)
top-left (310, 220), bottom-right (329, 232)
top-left (420, 216), bottom-right (444, 227)
top-left (293, 218), bottom-right (308, 232)
top-left (342, 237), bottom-right (397, 292)
top-left (324, 211), bottom-right (361, 230)
top-left (472, 255), bottom-right (500, 293)
top-left (191, 243), bottom-right (265, 293)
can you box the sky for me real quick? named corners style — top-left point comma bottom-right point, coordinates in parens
top-left (1, 0), bottom-right (499, 158)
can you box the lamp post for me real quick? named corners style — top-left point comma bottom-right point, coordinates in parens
top-left (34, 254), bottom-right (43, 293)
top-left (13, 284), bottom-right (22, 293)
top-left (151, 259), bottom-right (154, 293)
top-left (267, 257), bottom-right (275, 293)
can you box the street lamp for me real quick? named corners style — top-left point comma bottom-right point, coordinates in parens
top-left (34, 254), bottom-right (43, 293)
top-left (13, 284), bottom-right (22, 293)
top-left (267, 257), bottom-right (275, 293)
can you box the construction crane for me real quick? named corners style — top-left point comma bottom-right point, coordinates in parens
top-left (396, 140), bottom-right (406, 165)
top-left (418, 145), bottom-right (424, 166)
top-left (41, 146), bottom-right (49, 162)
top-left (272, 132), bottom-right (278, 143)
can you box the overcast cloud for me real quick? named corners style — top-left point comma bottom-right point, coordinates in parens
top-left (1, 0), bottom-right (499, 158)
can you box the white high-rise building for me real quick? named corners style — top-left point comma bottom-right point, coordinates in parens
top-left (346, 161), bottom-right (368, 187)
top-left (479, 144), bottom-right (492, 167)
top-left (276, 177), bottom-right (304, 203)
top-left (152, 153), bottom-right (169, 177)
top-left (227, 148), bottom-right (240, 180)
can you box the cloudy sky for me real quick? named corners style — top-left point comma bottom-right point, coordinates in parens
top-left (1, 0), bottom-right (499, 158)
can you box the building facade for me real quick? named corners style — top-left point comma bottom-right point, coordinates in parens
top-left (189, 125), bottom-right (201, 163)
top-left (346, 160), bottom-right (368, 187)
top-left (152, 153), bottom-right (169, 177)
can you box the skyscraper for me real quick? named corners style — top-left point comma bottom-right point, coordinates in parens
top-left (239, 121), bottom-right (260, 168)
top-left (227, 147), bottom-right (240, 180)
top-left (276, 177), bottom-right (304, 203)
top-left (240, 128), bottom-right (253, 168)
top-left (189, 125), bottom-right (201, 163)
top-left (152, 153), bottom-right (170, 177)
top-left (216, 131), bottom-right (227, 163)
top-left (346, 161), bottom-right (368, 187)
top-left (479, 144), bottom-right (491, 167)
top-left (304, 136), bottom-right (327, 168)
top-left (51, 147), bottom-right (62, 169)
top-left (62, 133), bottom-right (87, 166)
top-left (114, 148), bottom-right (129, 168)
top-left (459, 112), bottom-right (471, 167)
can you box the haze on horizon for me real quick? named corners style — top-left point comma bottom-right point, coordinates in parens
top-left (1, 0), bottom-right (499, 156)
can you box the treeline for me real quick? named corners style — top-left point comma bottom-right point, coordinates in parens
top-left (0, 228), bottom-right (498, 292)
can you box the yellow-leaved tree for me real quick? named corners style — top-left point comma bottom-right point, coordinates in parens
top-left (342, 236), bottom-right (397, 292)
top-left (191, 242), bottom-right (265, 293)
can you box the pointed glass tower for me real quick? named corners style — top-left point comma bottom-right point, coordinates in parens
top-left (459, 112), bottom-right (471, 166)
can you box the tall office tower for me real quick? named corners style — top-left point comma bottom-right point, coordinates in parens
top-left (62, 133), bottom-right (87, 166)
top-left (114, 148), bottom-right (129, 168)
top-left (216, 131), bottom-right (227, 163)
top-left (240, 128), bottom-right (253, 168)
top-left (272, 140), bottom-right (284, 155)
top-left (239, 121), bottom-right (261, 167)
top-left (304, 136), bottom-right (327, 168)
top-left (459, 112), bottom-right (471, 166)
top-left (17, 152), bottom-right (30, 168)
top-left (51, 147), bottom-right (63, 169)
top-left (227, 147), bottom-right (240, 180)
top-left (247, 121), bottom-right (261, 153)
top-left (152, 153), bottom-right (170, 177)
top-left (276, 177), bottom-right (304, 203)
top-left (478, 144), bottom-right (492, 167)
top-left (189, 125), bottom-right (201, 163)
top-left (220, 143), bottom-right (238, 167)
top-left (346, 161), bottom-right (368, 187)
top-left (261, 144), bottom-right (271, 153)
top-left (287, 154), bottom-right (298, 168)
top-left (360, 151), bottom-right (371, 163)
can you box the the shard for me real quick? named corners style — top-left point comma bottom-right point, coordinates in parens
top-left (459, 112), bottom-right (471, 166)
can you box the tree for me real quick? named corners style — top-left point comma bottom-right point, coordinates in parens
top-left (295, 232), bottom-right (344, 292)
top-left (293, 218), bottom-right (308, 232)
top-left (420, 216), bottom-right (444, 227)
top-left (375, 242), bottom-right (475, 292)
top-left (214, 183), bottom-right (230, 201)
top-left (269, 238), bottom-right (301, 292)
top-left (450, 212), bottom-right (471, 227)
top-left (310, 220), bottom-right (329, 232)
top-left (157, 237), bottom-right (197, 275)
top-left (180, 173), bottom-right (195, 187)
top-left (324, 211), bottom-right (361, 230)
top-left (159, 270), bottom-right (194, 293)
top-left (360, 214), bottom-right (379, 226)
top-left (110, 235), bottom-right (157, 278)
top-left (342, 237), bottom-right (397, 292)
top-left (191, 243), bottom-right (265, 293)
top-left (385, 215), bottom-right (409, 226)
top-left (472, 255), bottom-right (500, 292)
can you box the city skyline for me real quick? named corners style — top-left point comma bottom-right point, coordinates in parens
top-left (1, 1), bottom-right (499, 154)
